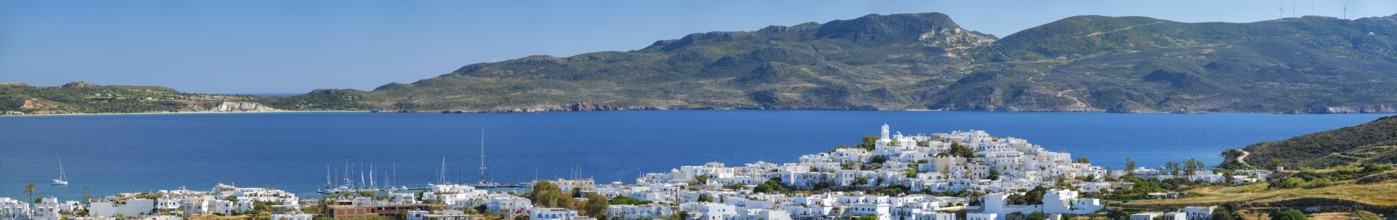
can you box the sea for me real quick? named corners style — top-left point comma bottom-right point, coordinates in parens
top-left (0, 110), bottom-right (1389, 201)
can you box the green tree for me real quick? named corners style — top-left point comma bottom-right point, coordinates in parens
top-left (697, 193), bottom-right (713, 202)
top-left (693, 174), bottom-right (709, 185)
top-left (1027, 211), bottom-right (1046, 220)
top-left (1268, 178), bottom-right (1304, 189)
top-left (1076, 157), bottom-right (1090, 164)
top-left (854, 176), bottom-right (870, 186)
top-left (1185, 159), bottom-right (1199, 176)
top-left (858, 214), bottom-right (878, 220)
top-left (1271, 209), bottom-right (1307, 220)
top-left (753, 178), bottom-right (788, 194)
top-left (1210, 207), bottom-right (1234, 220)
top-left (608, 196), bottom-right (650, 205)
top-left (583, 193), bottom-right (609, 219)
top-left (857, 136), bottom-right (879, 151)
top-left (528, 180), bottom-right (574, 208)
top-left (1126, 158), bottom-right (1137, 176)
top-left (83, 185), bottom-right (91, 203)
top-left (870, 155), bottom-right (889, 164)
top-left (1166, 162), bottom-right (1180, 176)
top-left (951, 143), bottom-right (975, 158)
top-left (24, 184), bottom-right (36, 203)
top-left (988, 168), bottom-right (1000, 180)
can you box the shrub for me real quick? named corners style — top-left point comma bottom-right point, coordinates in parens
top-left (1268, 178), bottom-right (1304, 189)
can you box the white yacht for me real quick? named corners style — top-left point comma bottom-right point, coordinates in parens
top-left (52, 160), bottom-right (68, 185)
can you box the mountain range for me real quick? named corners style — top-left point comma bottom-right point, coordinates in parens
top-left (8, 12), bottom-right (1397, 114)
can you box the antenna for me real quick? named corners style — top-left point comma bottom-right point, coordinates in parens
top-left (1310, 4), bottom-right (1314, 16)
top-left (1293, 6), bottom-right (1298, 17)
top-left (1344, 4), bottom-right (1348, 19)
top-left (439, 157), bottom-right (447, 184)
top-left (1279, 6), bottom-right (1285, 19)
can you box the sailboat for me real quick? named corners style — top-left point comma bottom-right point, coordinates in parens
top-left (52, 160), bottom-right (68, 185)
top-left (476, 130), bottom-right (518, 188)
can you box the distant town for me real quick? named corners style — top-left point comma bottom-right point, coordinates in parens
top-left (1, 125), bottom-right (1282, 220)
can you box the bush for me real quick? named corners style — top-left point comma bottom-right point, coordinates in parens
top-left (1355, 171), bottom-right (1397, 184)
top-left (1303, 177), bottom-right (1332, 188)
top-left (1268, 178), bottom-right (1304, 189)
top-left (1270, 209), bottom-right (1307, 220)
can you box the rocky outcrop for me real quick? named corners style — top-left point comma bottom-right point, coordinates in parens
top-left (20, 99), bottom-right (52, 110)
top-left (1292, 105), bottom-right (1397, 114)
top-left (206, 101), bottom-right (280, 112)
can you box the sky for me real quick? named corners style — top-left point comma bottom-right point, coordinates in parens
top-left (2, 0), bottom-right (1396, 93)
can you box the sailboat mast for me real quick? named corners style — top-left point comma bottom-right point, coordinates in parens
top-left (480, 130), bottom-right (487, 184)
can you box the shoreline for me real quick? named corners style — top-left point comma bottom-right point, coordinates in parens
top-left (0, 110), bottom-right (366, 117)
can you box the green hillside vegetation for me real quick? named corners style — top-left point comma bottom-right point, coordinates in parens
top-left (12, 12), bottom-right (1397, 114)
top-left (1226, 115), bottom-right (1397, 169)
top-left (0, 82), bottom-right (272, 114)
top-left (264, 12), bottom-right (1397, 113)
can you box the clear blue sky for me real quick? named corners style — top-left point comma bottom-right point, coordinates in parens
top-left (2, 0), bottom-right (1395, 93)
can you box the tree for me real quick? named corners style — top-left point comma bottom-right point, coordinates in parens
top-left (1125, 158), bottom-right (1137, 176)
top-left (854, 176), bottom-right (870, 186)
top-left (24, 184), bottom-right (36, 203)
top-left (1209, 207), bottom-right (1234, 220)
top-left (857, 136), bottom-right (879, 151)
top-left (608, 196), bottom-right (650, 205)
top-left (1268, 178), bottom-right (1304, 189)
top-left (1027, 211), bottom-right (1046, 220)
top-left (1185, 159), bottom-right (1199, 176)
top-left (951, 143), bottom-right (976, 158)
top-left (870, 155), bottom-right (888, 164)
top-left (83, 185), bottom-right (91, 203)
top-left (1166, 162), bottom-right (1180, 176)
top-left (1271, 209), bottom-right (1307, 220)
top-left (753, 178), bottom-right (788, 194)
top-left (1076, 157), bottom-right (1090, 164)
top-left (693, 174), bottom-right (709, 185)
top-left (987, 168), bottom-right (1000, 181)
top-left (528, 180), bottom-right (574, 208)
top-left (583, 193), bottom-right (609, 219)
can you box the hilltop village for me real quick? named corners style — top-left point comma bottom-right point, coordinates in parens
top-left (2, 125), bottom-right (1273, 220)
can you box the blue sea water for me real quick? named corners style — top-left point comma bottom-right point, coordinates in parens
top-left (0, 111), bottom-right (1389, 201)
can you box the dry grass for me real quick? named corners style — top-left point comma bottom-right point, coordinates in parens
top-left (1307, 212), bottom-right (1346, 220)
top-left (1125, 180), bottom-right (1397, 207)
top-left (187, 215), bottom-right (247, 220)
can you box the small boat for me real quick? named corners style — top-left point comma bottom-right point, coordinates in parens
top-left (52, 160), bottom-right (68, 185)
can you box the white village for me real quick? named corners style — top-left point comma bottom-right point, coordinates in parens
top-left (1, 125), bottom-right (1272, 220)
